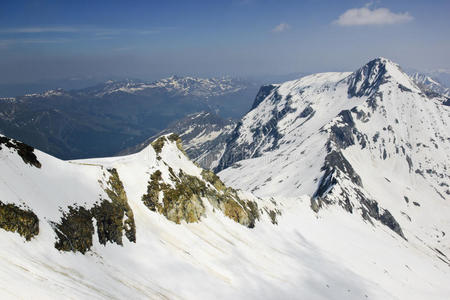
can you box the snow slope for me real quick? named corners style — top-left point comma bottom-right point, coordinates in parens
top-left (0, 135), bottom-right (448, 299)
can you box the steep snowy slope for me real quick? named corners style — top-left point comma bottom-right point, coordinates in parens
top-left (119, 112), bottom-right (236, 170)
top-left (218, 58), bottom-right (450, 262)
top-left (1, 129), bottom-right (450, 298)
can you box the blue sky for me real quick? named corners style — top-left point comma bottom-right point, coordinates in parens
top-left (0, 0), bottom-right (449, 83)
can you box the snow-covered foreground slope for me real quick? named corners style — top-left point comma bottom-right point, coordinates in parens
top-left (0, 132), bottom-right (449, 299)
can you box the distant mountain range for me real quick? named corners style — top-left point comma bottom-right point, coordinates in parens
top-left (0, 76), bottom-right (259, 159)
top-left (410, 72), bottom-right (450, 97)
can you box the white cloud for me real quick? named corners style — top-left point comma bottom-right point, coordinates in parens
top-left (272, 23), bottom-right (290, 33)
top-left (334, 6), bottom-right (413, 26)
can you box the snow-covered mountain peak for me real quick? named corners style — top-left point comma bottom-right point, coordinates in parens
top-left (346, 57), bottom-right (417, 97)
top-left (217, 57), bottom-right (450, 265)
top-left (24, 88), bottom-right (68, 98)
top-left (410, 72), bottom-right (450, 97)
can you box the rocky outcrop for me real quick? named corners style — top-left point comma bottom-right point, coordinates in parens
top-left (52, 206), bottom-right (94, 254)
top-left (52, 168), bottom-right (136, 254)
top-left (0, 136), bottom-right (41, 168)
top-left (142, 169), bottom-right (206, 224)
top-left (97, 168), bottom-right (136, 244)
top-left (346, 57), bottom-right (390, 97)
top-left (0, 201), bottom-right (39, 241)
top-left (142, 167), bottom-right (260, 227)
top-left (251, 84), bottom-right (278, 110)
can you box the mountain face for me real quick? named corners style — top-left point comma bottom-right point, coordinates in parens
top-left (0, 76), bottom-right (258, 160)
top-left (218, 58), bottom-right (450, 257)
top-left (119, 111), bottom-right (236, 170)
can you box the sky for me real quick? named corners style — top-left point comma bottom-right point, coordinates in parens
top-left (0, 0), bottom-right (449, 84)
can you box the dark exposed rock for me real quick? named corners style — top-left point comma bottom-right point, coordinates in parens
top-left (52, 168), bottom-right (135, 253)
top-left (299, 106), bottom-right (314, 118)
top-left (0, 136), bottom-right (41, 168)
top-left (406, 155), bottom-right (413, 172)
top-left (401, 211), bottom-right (412, 222)
top-left (264, 207), bottom-right (281, 225)
top-left (53, 206), bottom-right (94, 254)
top-left (398, 84), bottom-right (412, 92)
top-left (424, 90), bottom-right (442, 98)
top-left (373, 132), bottom-right (380, 143)
top-left (359, 197), bottom-right (406, 239)
top-left (318, 151), bottom-right (363, 195)
top-left (327, 110), bottom-right (367, 150)
top-left (151, 136), bottom-right (166, 154)
top-left (367, 92), bottom-right (383, 111)
top-left (313, 150), bottom-right (363, 213)
top-left (347, 58), bottom-right (389, 98)
top-left (95, 168), bottom-right (136, 245)
top-left (380, 210), bottom-right (405, 238)
top-left (351, 106), bottom-right (370, 123)
top-left (0, 201), bottom-right (39, 241)
top-left (328, 118), bottom-right (355, 149)
top-left (92, 201), bottom-right (127, 245)
top-left (251, 85), bottom-right (278, 110)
